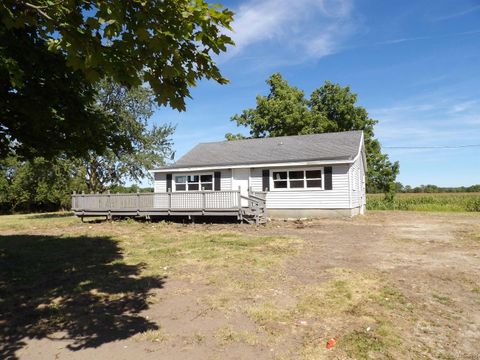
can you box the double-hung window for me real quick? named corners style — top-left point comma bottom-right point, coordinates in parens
top-left (174, 174), bottom-right (213, 191)
top-left (272, 169), bottom-right (323, 190)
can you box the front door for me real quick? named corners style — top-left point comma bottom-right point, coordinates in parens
top-left (232, 168), bottom-right (250, 207)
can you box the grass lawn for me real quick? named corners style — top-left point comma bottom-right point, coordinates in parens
top-left (1, 211), bottom-right (479, 359)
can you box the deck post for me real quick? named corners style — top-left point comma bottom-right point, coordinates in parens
top-left (107, 190), bottom-right (111, 209)
top-left (167, 188), bottom-right (172, 212)
top-left (107, 190), bottom-right (112, 220)
top-left (202, 187), bottom-right (206, 214)
top-left (81, 191), bottom-right (85, 211)
top-left (72, 191), bottom-right (76, 210)
top-left (237, 186), bottom-right (242, 221)
top-left (136, 190), bottom-right (140, 212)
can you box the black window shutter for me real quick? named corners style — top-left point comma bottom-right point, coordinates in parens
top-left (262, 170), bottom-right (270, 191)
top-left (324, 167), bottom-right (333, 190)
top-left (166, 174), bottom-right (172, 192)
top-left (214, 171), bottom-right (221, 191)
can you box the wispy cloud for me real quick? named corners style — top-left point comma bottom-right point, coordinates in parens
top-left (373, 30), bottom-right (480, 47)
top-left (450, 100), bottom-right (478, 113)
top-left (372, 96), bottom-right (480, 150)
top-left (432, 4), bottom-right (480, 21)
top-left (374, 36), bottom-right (431, 46)
top-left (224, 0), bottom-right (355, 61)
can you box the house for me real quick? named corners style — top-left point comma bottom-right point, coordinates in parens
top-left (71, 130), bottom-right (366, 222)
top-left (150, 130), bottom-right (366, 219)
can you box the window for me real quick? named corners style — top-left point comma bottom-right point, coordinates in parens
top-left (175, 173), bottom-right (213, 191)
top-left (272, 169), bottom-right (323, 190)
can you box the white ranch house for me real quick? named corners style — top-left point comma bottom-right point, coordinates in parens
top-left (72, 131), bottom-right (366, 223)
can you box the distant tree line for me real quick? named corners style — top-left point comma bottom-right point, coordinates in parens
top-left (392, 183), bottom-right (480, 194)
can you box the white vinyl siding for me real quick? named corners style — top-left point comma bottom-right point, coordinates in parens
top-left (266, 165), bottom-right (350, 209)
top-left (154, 172), bottom-right (167, 192)
top-left (349, 156), bottom-right (364, 208)
top-left (250, 168), bottom-right (263, 192)
top-left (154, 163), bottom-right (361, 210)
top-left (221, 169), bottom-right (232, 190)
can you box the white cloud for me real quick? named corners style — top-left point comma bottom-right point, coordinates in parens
top-left (225, 0), bottom-right (355, 61)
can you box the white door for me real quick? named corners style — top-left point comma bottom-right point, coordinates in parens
top-left (232, 168), bottom-right (250, 207)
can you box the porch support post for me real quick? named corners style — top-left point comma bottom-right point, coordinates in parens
top-left (168, 188), bottom-right (172, 213)
top-left (107, 190), bottom-right (112, 220)
top-left (135, 191), bottom-right (139, 216)
top-left (81, 191), bottom-right (85, 212)
top-left (72, 191), bottom-right (76, 210)
top-left (237, 186), bottom-right (242, 222)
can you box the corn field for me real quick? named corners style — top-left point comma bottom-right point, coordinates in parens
top-left (367, 193), bottom-right (480, 212)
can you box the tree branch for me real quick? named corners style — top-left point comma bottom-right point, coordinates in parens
top-left (23, 2), bottom-right (54, 20)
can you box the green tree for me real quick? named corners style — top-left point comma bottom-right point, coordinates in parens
top-left (0, 78), bottom-right (174, 213)
top-left (228, 73), bottom-right (399, 197)
top-left (0, 156), bottom-right (82, 212)
top-left (77, 79), bottom-right (174, 193)
top-left (0, 27), bottom-right (127, 160)
top-left (0, 0), bottom-right (233, 159)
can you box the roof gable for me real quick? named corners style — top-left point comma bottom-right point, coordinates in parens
top-left (162, 131), bottom-right (363, 170)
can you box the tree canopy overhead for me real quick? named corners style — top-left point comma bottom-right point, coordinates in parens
top-left (226, 73), bottom-right (399, 196)
top-left (0, 0), bottom-right (233, 159)
top-left (1, 0), bottom-right (234, 110)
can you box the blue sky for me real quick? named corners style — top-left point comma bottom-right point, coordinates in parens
top-left (152, 0), bottom-right (480, 187)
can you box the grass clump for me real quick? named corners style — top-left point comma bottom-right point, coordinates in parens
top-left (132, 329), bottom-right (168, 343)
top-left (432, 293), bottom-right (453, 306)
top-left (340, 319), bottom-right (401, 360)
top-left (295, 269), bottom-right (379, 317)
top-left (214, 326), bottom-right (260, 346)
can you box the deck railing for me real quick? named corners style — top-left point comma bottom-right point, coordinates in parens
top-left (72, 190), bottom-right (241, 211)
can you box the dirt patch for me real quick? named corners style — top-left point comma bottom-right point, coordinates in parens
top-left (1, 211), bottom-right (479, 359)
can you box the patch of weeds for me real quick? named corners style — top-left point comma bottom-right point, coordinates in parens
top-left (295, 269), bottom-right (379, 317)
top-left (436, 353), bottom-right (457, 360)
top-left (432, 293), bottom-right (453, 306)
top-left (248, 302), bottom-right (293, 337)
top-left (469, 232), bottom-right (480, 243)
top-left (340, 319), bottom-right (401, 360)
top-left (374, 285), bottom-right (408, 310)
top-left (132, 329), bottom-right (168, 343)
top-left (183, 332), bottom-right (206, 345)
top-left (249, 302), bottom-right (293, 324)
top-left (214, 326), bottom-right (260, 346)
top-left (206, 295), bottom-right (232, 312)
top-left (193, 332), bottom-right (206, 344)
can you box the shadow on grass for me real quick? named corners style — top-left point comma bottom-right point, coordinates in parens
top-left (0, 235), bottom-right (165, 359)
top-left (28, 212), bottom-right (74, 219)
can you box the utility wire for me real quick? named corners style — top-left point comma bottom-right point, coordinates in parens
top-left (384, 144), bottom-right (480, 149)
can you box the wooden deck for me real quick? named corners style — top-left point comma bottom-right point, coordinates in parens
top-left (72, 190), bottom-right (266, 224)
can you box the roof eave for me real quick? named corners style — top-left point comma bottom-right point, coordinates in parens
top-left (149, 158), bottom-right (356, 173)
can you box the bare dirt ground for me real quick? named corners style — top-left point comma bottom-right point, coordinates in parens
top-left (1, 211), bottom-right (479, 359)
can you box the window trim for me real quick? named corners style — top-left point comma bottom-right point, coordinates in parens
top-left (173, 172), bottom-right (214, 192)
top-left (269, 167), bottom-right (324, 191)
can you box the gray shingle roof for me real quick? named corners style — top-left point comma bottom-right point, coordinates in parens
top-left (163, 131), bottom-right (363, 169)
